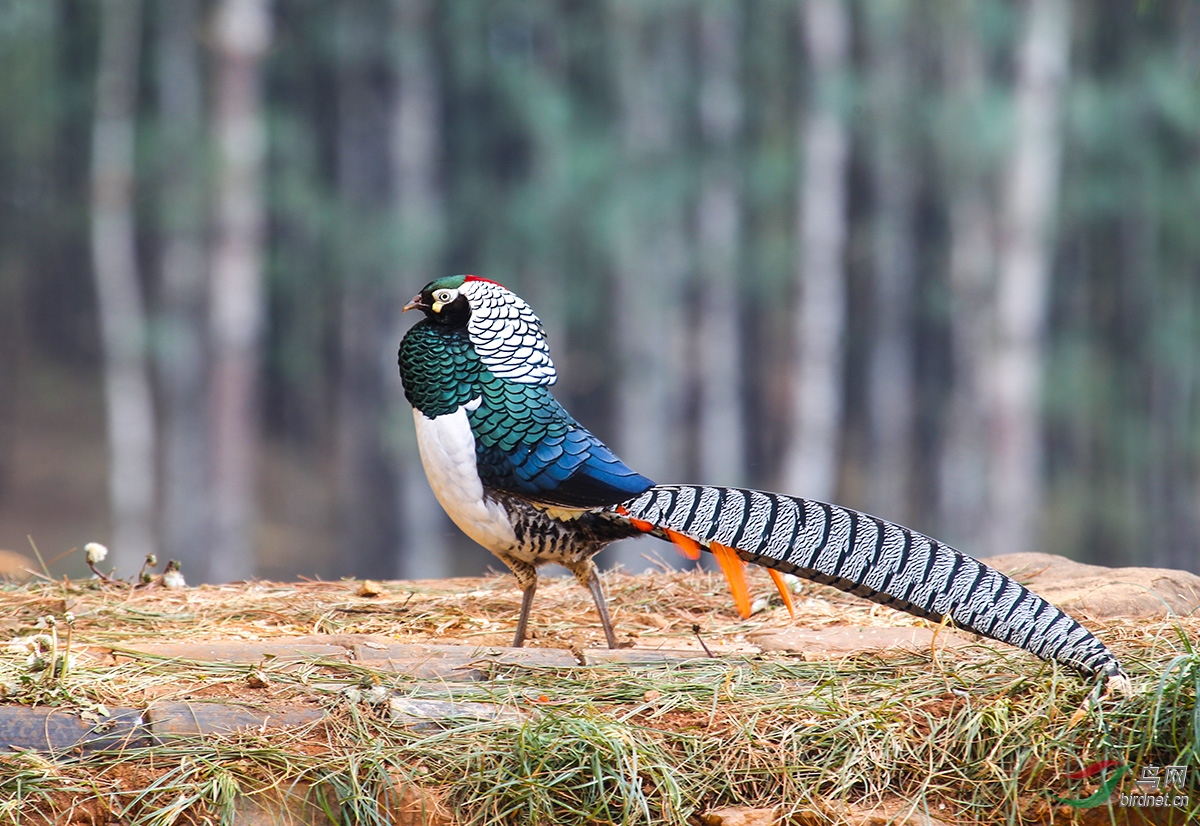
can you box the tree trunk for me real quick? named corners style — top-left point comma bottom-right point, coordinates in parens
top-left (334, 2), bottom-right (398, 579)
top-left (0, 262), bottom-right (21, 503)
top-left (208, 0), bottom-right (272, 582)
top-left (864, 0), bottom-right (917, 524)
top-left (694, 2), bottom-right (746, 489)
top-left (1162, 8), bottom-right (1200, 573)
top-left (988, 0), bottom-right (1070, 557)
top-left (155, 0), bottom-right (212, 577)
top-left (608, 3), bottom-right (689, 570)
top-left (937, 6), bottom-right (994, 551)
top-left (782, 0), bottom-right (850, 502)
top-left (390, 0), bottom-right (449, 579)
top-left (941, 191), bottom-right (995, 549)
top-left (91, 0), bottom-right (156, 576)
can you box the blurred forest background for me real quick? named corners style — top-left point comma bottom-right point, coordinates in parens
top-left (1, 0), bottom-right (1198, 585)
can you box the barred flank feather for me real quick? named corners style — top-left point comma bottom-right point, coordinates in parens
top-left (620, 484), bottom-right (1124, 680)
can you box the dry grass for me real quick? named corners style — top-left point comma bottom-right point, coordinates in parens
top-left (1, 566), bottom-right (1197, 825)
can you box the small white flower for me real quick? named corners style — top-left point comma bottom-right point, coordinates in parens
top-left (162, 566), bottom-right (186, 589)
top-left (85, 542), bottom-right (108, 565)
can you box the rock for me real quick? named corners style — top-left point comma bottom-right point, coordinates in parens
top-left (0, 706), bottom-right (152, 753)
top-left (147, 701), bottom-right (324, 739)
top-left (700, 806), bottom-right (778, 826)
top-left (984, 553), bottom-right (1200, 619)
top-left (382, 772), bottom-right (453, 826)
top-left (356, 579), bottom-right (384, 597)
top-left (830, 799), bottom-right (954, 825)
top-left (232, 778), bottom-right (451, 826)
top-left (386, 696), bottom-right (525, 728)
top-left (751, 553), bottom-right (1200, 660)
top-left (0, 549), bottom-right (33, 580)
top-left (749, 625), bottom-right (973, 658)
top-left (232, 785), bottom-right (335, 826)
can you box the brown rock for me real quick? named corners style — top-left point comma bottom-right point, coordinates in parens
top-left (382, 771), bottom-right (454, 826)
top-left (232, 785), bottom-right (335, 826)
top-left (356, 579), bottom-right (384, 597)
top-left (114, 641), bottom-right (354, 664)
top-left (749, 625), bottom-right (973, 658)
top-left (985, 552), bottom-right (1200, 619)
top-left (0, 549), bottom-right (33, 579)
top-left (232, 780), bottom-right (451, 826)
top-left (817, 799), bottom-right (954, 826)
top-left (700, 806), bottom-right (778, 826)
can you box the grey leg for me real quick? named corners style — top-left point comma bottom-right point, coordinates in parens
top-left (506, 559), bottom-right (539, 647)
top-left (572, 560), bottom-right (618, 649)
top-left (513, 580), bottom-right (536, 647)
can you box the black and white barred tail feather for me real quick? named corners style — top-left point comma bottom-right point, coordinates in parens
top-left (620, 484), bottom-right (1125, 682)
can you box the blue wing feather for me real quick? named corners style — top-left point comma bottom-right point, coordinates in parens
top-left (469, 373), bottom-right (654, 508)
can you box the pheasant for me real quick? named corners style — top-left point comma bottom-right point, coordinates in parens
top-left (398, 274), bottom-right (1124, 685)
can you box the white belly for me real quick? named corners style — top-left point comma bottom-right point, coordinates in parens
top-left (412, 405), bottom-right (517, 553)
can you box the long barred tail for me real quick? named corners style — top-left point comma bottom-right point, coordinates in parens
top-left (620, 484), bottom-right (1124, 682)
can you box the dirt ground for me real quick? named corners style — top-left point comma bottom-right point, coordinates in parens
top-left (3, 557), bottom-right (1198, 825)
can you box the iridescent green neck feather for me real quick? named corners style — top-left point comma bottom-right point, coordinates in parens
top-left (398, 322), bottom-right (481, 418)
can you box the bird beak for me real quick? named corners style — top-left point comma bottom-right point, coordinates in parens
top-left (402, 293), bottom-right (427, 313)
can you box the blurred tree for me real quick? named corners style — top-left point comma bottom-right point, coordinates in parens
top-left (0, 264), bottom-right (14, 501)
top-left (863, 0), bottom-right (918, 525)
top-left (390, 0), bottom-right (449, 579)
top-left (91, 0), bottom-right (155, 574)
top-left (693, 0), bottom-right (746, 490)
top-left (208, 0), bottom-right (272, 581)
top-left (607, 2), bottom-right (690, 571)
top-left (333, 1), bottom-right (399, 578)
top-left (255, 3), bottom-right (340, 579)
top-left (783, 0), bottom-right (851, 503)
top-left (4, 0), bottom-right (1200, 580)
top-left (936, 3), bottom-right (996, 553)
top-left (988, 0), bottom-right (1070, 557)
top-left (1151, 3), bottom-right (1200, 570)
top-left (154, 0), bottom-right (212, 577)
top-left (739, 2), bottom-right (799, 493)
top-left (0, 3), bottom-right (62, 503)
top-left (1047, 1), bottom-right (1200, 570)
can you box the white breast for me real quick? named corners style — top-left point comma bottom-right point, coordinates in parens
top-left (412, 405), bottom-right (517, 553)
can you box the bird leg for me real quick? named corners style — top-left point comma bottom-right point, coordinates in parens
top-left (570, 560), bottom-right (618, 649)
top-left (514, 581), bottom-right (537, 647)
top-left (507, 558), bottom-right (539, 648)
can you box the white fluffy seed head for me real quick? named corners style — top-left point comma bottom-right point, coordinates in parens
top-left (163, 566), bottom-right (187, 589)
top-left (85, 542), bottom-right (108, 565)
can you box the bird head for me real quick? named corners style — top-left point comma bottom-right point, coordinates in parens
top-left (403, 274), bottom-right (476, 325)
top-left (403, 274), bottom-right (557, 385)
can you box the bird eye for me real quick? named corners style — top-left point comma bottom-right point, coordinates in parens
top-left (434, 289), bottom-right (455, 303)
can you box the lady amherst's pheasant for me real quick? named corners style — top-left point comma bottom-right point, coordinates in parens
top-left (398, 274), bottom-right (1125, 685)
